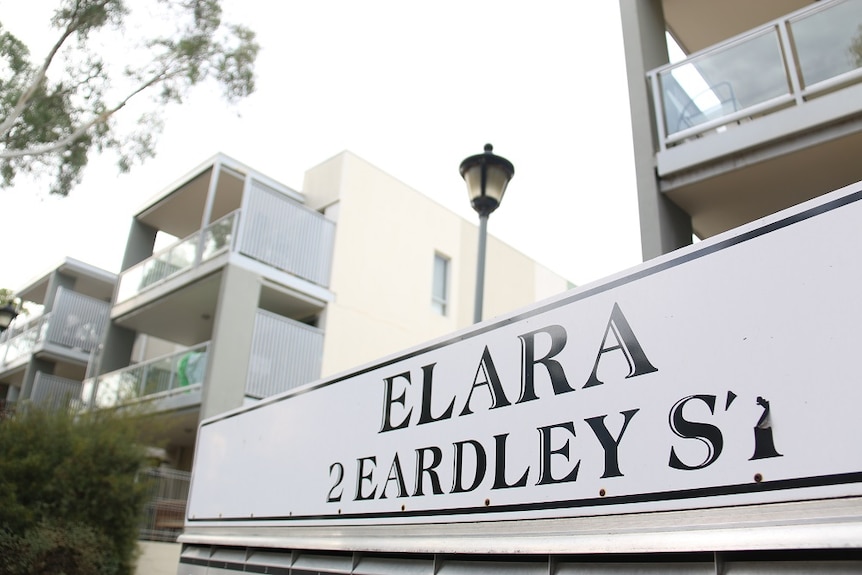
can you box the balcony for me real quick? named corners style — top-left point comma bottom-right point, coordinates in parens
top-left (30, 373), bottom-right (85, 411)
top-left (83, 343), bottom-right (210, 411)
top-left (116, 212), bottom-right (236, 303)
top-left (84, 310), bottom-right (324, 412)
top-left (0, 289), bottom-right (109, 372)
top-left (116, 177), bottom-right (335, 306)
top-left (648, 0), bottom-right (862, 237)
top-left (653, 0), bottom-right (862, 150)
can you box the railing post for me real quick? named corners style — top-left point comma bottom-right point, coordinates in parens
top-left (234, 174), bottom-right (254, 257)
top-left (777, 21), bottom-right (805, 105)
top-left (196, 161), bottom-right (223, 266)
top-left (649, 71), bottom-right (669, 152)
top-left (140, 364), bottom-right (148, 399)
top-left (168, 357), bottom-right (176, 393)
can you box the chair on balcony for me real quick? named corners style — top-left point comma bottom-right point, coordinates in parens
top-left (677, 81), bottom-right (740, 134)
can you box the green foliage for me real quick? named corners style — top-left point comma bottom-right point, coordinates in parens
top-left (852, 25), bottom-right (862, 67)
top-left (0, 0), bottom-right (259, 196)
top-left (0, 408), bottom-right (151, 575)
top-left (0, 288), bottom-right (31, 317)
top-left (0, 522), bottom-right (116, 575)
top-left (0, 287), bottom-right (14, 307)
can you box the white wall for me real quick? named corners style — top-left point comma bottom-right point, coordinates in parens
top-left (304, 152), bottom-right (571, 377)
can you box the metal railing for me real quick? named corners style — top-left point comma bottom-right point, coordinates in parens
top-left (246, 310), bottom-right (324, 399)
top-left (116, 179), bottom-right (336, 303)
top-left (238, 179), bottom-right (335, 288)
top-left (0, 399), bottom-right (15, 420)
top-left (649, 0), bottom-right (862, 149)
top-left (0, 289), bottom-right (109, 369)
top-left (83, 343), bottom-right (209, 409)
top-left (30, 373), bottom-right (84, 412)
top-left (138, 467), bottom-right (191, 542)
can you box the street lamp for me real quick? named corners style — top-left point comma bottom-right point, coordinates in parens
top-left (0, 302), bottom-right (18, 333)
top-left (459, 143), bottom-right (515, 323)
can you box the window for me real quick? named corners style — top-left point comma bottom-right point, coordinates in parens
top-left (432, 253), bottom-right (450, 315)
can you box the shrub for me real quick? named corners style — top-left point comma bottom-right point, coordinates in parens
top-left (0, 408), bottom-right (150, 575)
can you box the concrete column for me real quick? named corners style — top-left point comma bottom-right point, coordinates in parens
top-left (199, 265), bottom-right (261, 420)
top-left (5, 383), bottom-right (19, 403)
top-left (43, 271), bottom-right (75, 312)
top-left (99, 324), bottom-right (137, 374)
top-left (121, 220), bottom-right (159, 271)
top-left (619, 0), bottom-right (692, 260)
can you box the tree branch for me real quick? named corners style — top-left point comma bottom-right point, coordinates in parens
top-left (0, 12), bottom-right (81, 138)
top-left (0, 66), bottom-right (181, 160)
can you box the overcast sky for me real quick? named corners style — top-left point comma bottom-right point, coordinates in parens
top-left (0, 1), bottom-right (643, 293)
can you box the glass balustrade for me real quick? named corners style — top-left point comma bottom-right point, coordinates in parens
top-left (201, 213), bottom-right (235, 260)
top-left (116, 185), bottom-right (336, 305)
top-left (0, 315), bottom-right (49, 367)
top-left (791, 0), bottom-right (862, 87)
top-left (0, 290), bottom-right (109, 368)
top-left (650, 0), bottom-right (862, 148)
top-left (83, 344), bottom-right (208, 409)
top-left (117, 212), bottom-right (238, 302)
top-left (658, 28), bottom-right (789, 137)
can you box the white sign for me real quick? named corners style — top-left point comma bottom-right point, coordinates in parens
top-left (187, 183), bottom-right (862, 527)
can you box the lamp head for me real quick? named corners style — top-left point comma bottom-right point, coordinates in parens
top-left (0, 303), bottom-right (18, 333)
top-left (459, 143), bottom-right (515, 217)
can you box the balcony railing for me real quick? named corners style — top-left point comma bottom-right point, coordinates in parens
top-left (0, 399), bottom-right (15, 420)
top-left (246, 310), bottom-right (324, 398)
top-left (649, 0), bottom-right (862, 150)
top-left (116, 180), bottom-right (335, 303)
top-left (138, 467), bottom-right (191, 542)
top-left (0, 289), bottom-right (109, 369)
top-left (83, 343), bottom-right (209, 409)
top-left (30, 372), bottom-right (84, 412)
top-left (116, 211), bottom-right (238, 303)
top-left (0, 314), bottom-right (47, 367)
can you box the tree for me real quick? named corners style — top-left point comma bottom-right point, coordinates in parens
top-left (0, 407), bottom-right (152, 575)
top-left (851, 24), bottom-right (862, 67)
top-left (0, 0), bottom-right (259, 196)
top-left (0, 287), bottom-right (14, 306)
top-left (0, 288), bottom-right (30, 318)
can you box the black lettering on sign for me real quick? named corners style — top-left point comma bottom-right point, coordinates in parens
top-left (327, 462), bottom-right (344, 502)
top-left (517, 325), bottom-right (575, 404)
top-left (584, 303), bottom-right (658, 388)
top-left (536, 422), bottom-right (580, 485)
top-left (461, 346), bottom-right (511, 415)
top-left (451, 439), bottom-right (487, 493)
top-left (585, 409), bottom-right (639, 478)
top-left (380, 372), bottom-right (412, 433)
top-left (668, 394), bottom-right (724, 471)
top-left (379, 453), bottom-right (409, 499)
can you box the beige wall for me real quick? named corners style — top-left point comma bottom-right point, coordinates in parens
top-left (304, 152), bottom-right (571, 377)
top-left (136, 541), bottom-right (180, 575)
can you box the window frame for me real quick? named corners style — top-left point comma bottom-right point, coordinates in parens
top-left (431, 252), bottom-right (450, 316)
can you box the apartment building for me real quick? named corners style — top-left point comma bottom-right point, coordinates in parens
top-left (620, 0), bottom-right (862, 259)
top-left (2, 151), bottom-right (571, 570)
top-left (74, 151), bottom-right (570, 473)
top-left (0, 258), bottom-right (114, 412)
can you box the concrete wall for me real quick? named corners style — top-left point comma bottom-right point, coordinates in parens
top-left (619, 0), bottom-right (692, 259)
top-left (137, 541), bottom-right (180, 575)
top-left (304, 152), bottom-right (571, 377)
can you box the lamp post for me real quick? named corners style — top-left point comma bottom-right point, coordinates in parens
top-left (459, 143), bottom-right (515, 324)
top-left (0, 302), bottom-right (18, 333)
